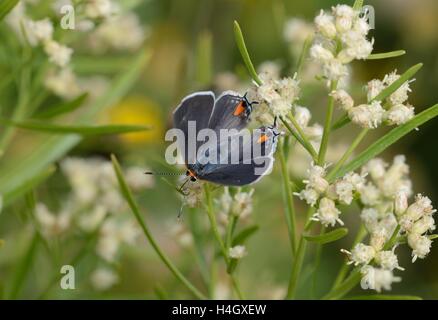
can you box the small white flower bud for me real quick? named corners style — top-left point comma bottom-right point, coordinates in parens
top-left (315, 10), bottom-right (337, 39)
top-left (229, 245), bottom-right (248, 259)
top-left (385, 104), bottom-right (414, 126)
top-left (294, 106), bottom-right (312, 128)
top-left (370, 227), bottom-right (389, 251)
top-left (360, 208), bottom-right (379, 232)
top-left (375, 250), bottom-right (404, 271)
top-left (366, 79), bottom-right (385, 102)
top-left (363, 158), bottom-right (387, 181)
top-left (406, 194), bottom-right (435, 221)
top-left (333, 5), bottom-right (355, 33)
top-left (348, 101), bottom-right (384, 129)
top-left (269, 98), bottom-right (290, 117)
top-left (359, 182), bottom-right (380, 206)
top-left (360, 266), bottom-right (401, 292)
top-left (310, 44), bottom-right (334, 62)
top-left (408, 233), bottom-right (432, 262)
top-left (394, 190), bottom-right (408, 216)
top-left (330, 89), bottom-right (354, 112)
top-left (334, 179), bottom-right (354, 205)
top-left (28, 18), bottom-right (54, 43)
top-left (353, 18), bottom-right (370, 36)
top-left (303, 124), bottom-right (323, 142)
top-left (350, 243), bottom-right (376, 266)
top-left (412, 215), bottom-right (436, 235)
top-left (312, 197), bottom-right (343, 227)
top-left (296, 187), bottom-right (319, 206)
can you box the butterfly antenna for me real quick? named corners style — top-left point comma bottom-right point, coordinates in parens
top-left (145, 171), bottom-right (186, 176)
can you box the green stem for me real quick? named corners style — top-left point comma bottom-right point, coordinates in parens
top-left (231, 274), bottom-right (244, 300)
top-left (279, 142), bottom-right (297, 255)
top-left (288, 113), bottom-right (319, 160)
top-left (295, 35), bottom-right (313, 76)
top-left (38, 227), bottom-right (100, 299)
top-left (383, 225), bottom-right (401, 250)
top-left (318, 80), bottom-right (338, 165)
top-left (327, 128), bottom-right (369, 181)
top-left (323, 268), bottom-right (362, 300)
top-left (204, 184), bottom-right (245, 299)
top-left (204, 184), bottom-right (229, 264)
top-left (187, 208), bottom-right (211, 292)
top-left (311, 226), bottom-right (325, 298)
top-left (285, 207), bottom-right (315, 299)
top-left (9, 232), bottom-right (39, 299)
top-left (331, 224), bottom-right (367, 289)
top-left (112, 155), bottom-right (206, 300)
top-left (280, 117), bottom-right (318, 162)
top-left (226, 215), bottom-right (238, 250)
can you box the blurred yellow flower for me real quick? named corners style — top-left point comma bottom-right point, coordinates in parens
top-left (107, 96), bottom-right (163, 145)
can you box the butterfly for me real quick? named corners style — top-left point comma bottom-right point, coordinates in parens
top-left (172, 91), bottom-right (279, 186)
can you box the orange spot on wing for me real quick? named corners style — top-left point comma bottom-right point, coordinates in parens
top-left (257, 134), bottom-right (268, 144)
top-left (233, 101), bottom-right (245, 116)
top-left (188, 170), bottom-right (197, 178)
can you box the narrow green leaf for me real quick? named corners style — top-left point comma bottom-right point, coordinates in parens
top-left (111, 155), bottom-right (206, 300)
top-left (9, 232), bottom-right (39, 299)
top-left (2, 166), bottom-right (55, 209)
top-left (366, 50), bottom-right (406, 60)
top-left (232, 225), bottom-right (260, 246)
top-left (353, 0), bottom-right (364, 11)
top-left (0, 119), bottom-right (150, 135)
top-left (332, 103), bottom-right (438, 180)
top-left (0, 50), bottom-right (151, 198)
top-left (0, 0), bottom-right (19, 21)
top-left (304, 228), bottom-right (348, 244)
top-left (332, 113), bottom-right (350, 130)
top-left (296, 36), bottom-right (313, 76)
top-left (233, 21), bottom-right (262, 86)
top-left (346, 294), bottom-right (422, 300)
top-left (35, 93), bottom-right (89, 119)
top-left (323, 268), bottom-right (361, 300)
top-left (373, 63), bottom-right (423, 103)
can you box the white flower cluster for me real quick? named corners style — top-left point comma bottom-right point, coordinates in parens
top-left (249, 71), bottom-right (301, 119)
top-left (339, 155), bottom-right (436, 292)
top-left (7, 3), bottom-right (73, 67)
top-left (310, 5), bottom-right (373, 84)
top-left (396, 192), bottom-right (436, 262)
top-left (331, 70), bottom-right (415, 129)
top-left (216, 187), bottom-right (255, 227)
top-left (295, 163), bottom-right (365, 227)
top-left (34, 157), bottom-right (153, 291)
top-left (7, 1), bottom-right (146, 100)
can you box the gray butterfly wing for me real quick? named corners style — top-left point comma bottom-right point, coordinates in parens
top-left (173, 91), bottom-right (215, 165)
top-left (196, 126), bottom-right (278, 186)
top-left (208, 91), bottom-right (250, 131)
